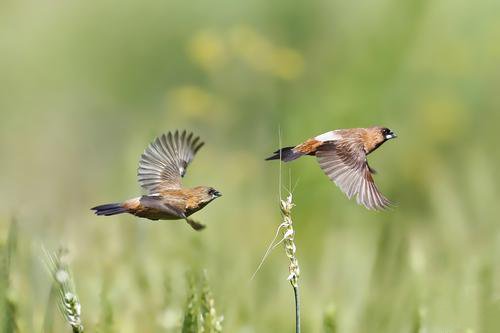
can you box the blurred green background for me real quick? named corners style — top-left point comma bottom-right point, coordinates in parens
top-left (1, 0), bottom-right (500, 332)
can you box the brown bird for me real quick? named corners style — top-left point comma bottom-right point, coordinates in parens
top-left (91, 130), bottom-right (221, 231)
top-left (266, 126), bottom-right (397, 210)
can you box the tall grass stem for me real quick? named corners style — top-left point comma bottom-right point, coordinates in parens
top-left (280, 194), bottom-right (300, 333)
top-left (43, 247), bottom-right (84, 333)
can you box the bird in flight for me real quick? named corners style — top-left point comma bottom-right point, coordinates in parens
top-left (266, 126), bottom-right (397, 210)
top-left (91, 130), bottom-right (221, 231)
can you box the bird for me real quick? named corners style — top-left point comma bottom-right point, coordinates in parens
top-left (91, 130), bottom-right (221, 231)
top-left (266, 126), bottom-right (397, 210)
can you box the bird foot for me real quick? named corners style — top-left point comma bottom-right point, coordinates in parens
top-left (186, 219), bottom-right (206, 231)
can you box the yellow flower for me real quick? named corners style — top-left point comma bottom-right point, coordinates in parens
top-left (166, 86), bottom-right (217, 117)
top-left (188, 30), bottom-right (227, 71)
top-left (229, 25), bottom-right (274, 72)
top-left (270, 47), bottom-right (304, 80)
top-left (229, 25), bottom-right (304, 80)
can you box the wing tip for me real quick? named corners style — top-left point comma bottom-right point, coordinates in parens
top-left (357, 193), bottom-right (393, 211)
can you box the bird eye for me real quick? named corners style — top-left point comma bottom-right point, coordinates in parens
top-left (208, 188), bottom-right (221, 197)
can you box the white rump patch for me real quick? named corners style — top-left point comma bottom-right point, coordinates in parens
top-left (315, 131), bottom-right (341, 142)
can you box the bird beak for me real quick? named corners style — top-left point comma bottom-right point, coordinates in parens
top-left (385, 131), bottom-right (397, 140)
top-left (213, 190), bottom-right (222, 197)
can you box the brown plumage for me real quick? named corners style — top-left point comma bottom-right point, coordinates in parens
top-left (91, 130), bottom-right (221, 231)
top-left (266, 126), bottom-right (397, 210)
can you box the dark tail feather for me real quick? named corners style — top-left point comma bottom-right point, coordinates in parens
top-left (265, 146), bottom-right (302, 162)
top-left (91, 203), bottom-right (127, 216)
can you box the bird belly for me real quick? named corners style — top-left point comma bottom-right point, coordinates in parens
top-left (133, 209), bottom-right (180, 221)
top-left (185, 200), bottom-right (210, 217)
top-left (185, 206), bottom-right (202, 217)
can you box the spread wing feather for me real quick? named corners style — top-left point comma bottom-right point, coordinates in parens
top-left (138, 130), bottom-right (204, 193)
top-left (316, 141), bottom-right (391, 210)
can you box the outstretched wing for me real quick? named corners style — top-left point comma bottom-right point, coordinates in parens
top-left (316, 140), bottom-right (391, 210)
top-left (138, 130), bottom-right (204, 193)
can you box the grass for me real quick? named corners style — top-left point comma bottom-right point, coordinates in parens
top-left (43, 248), bottom-right (84, 333)
top-left (1, 145), bottom-right (499, 333)
top-left (280, 194), bottom-right (300, 333)
top-left (181, 272), bottom-right (222, 333)
top-left (40, 246), bottom-right (225, 333)
top-left (1, 0), bottom-right (500, 331)
top-left (0, 219), bottom-right (18, 333)
top-left (323, 304), bottom-right (337, 333)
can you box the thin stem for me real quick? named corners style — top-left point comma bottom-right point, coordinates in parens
top-left (293, 284), bottom-right (300, 333)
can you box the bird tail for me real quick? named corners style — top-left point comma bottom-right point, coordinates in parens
top-left (265, 146), bottom-right (303, 162)
top-left (91, 203), bottom-right (127, 216)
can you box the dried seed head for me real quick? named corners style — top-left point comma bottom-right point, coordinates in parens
top-left (279, 194), bottom-right (300, 287)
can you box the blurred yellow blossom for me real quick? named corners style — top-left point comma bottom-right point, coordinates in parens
top-left (269, 47), bottom-right (304, 80)
top-left (166, 85), bottom-right (221, 118)
top-left (229, 25), bottom-right (304, 80)
top-left (229, 25), bottom-right (274, 72)
top-left (187, 25), bottom-right (304, 80)
top-left (188, 30), bottom-right (227, 71)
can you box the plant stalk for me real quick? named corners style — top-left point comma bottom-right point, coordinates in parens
top-left (293, 284), bottom-right (300, 333)
top-left (281, 194), bottom-right (301, 333)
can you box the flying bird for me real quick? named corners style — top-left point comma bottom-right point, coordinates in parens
top-left (266, 127), bottom-right (396, 210)
top-left (91, 130), bottom-right (221, 231)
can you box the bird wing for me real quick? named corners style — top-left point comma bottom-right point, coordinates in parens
top-left (316, 140), bottom-right (391, 210)
top-left (139, 195), bottom-right (188, 218)
top-left (137, 130), bottom-right (204, 193)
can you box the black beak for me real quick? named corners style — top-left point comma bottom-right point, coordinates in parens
top-left (213, 190), bottom-right (222, 197)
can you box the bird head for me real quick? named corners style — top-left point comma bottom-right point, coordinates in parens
top-left (364, 126), bottom-right (397, 154)
top-left (380, 127), bottom-right (397, 141)
top-left (198, 186), bottom-right (222, 204)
